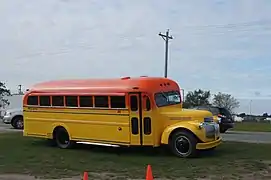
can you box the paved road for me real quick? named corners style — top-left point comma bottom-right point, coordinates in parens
top-left (221, 130), bottom-right (271, 144)
top-left (0, 122), bottom-right (271, 144)
top-left (0, 122), bottom-right (21, 133)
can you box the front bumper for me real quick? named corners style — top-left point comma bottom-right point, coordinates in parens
top-left (196, 137), bottom-right (222, 150)
top-left (2, 116), bottom-right (12, 124)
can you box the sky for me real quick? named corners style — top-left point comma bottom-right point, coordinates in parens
top-left (1, 0), bottom-right (271, 114)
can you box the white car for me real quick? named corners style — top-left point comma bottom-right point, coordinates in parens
top-left (2, 108), bottom-right (24, 129)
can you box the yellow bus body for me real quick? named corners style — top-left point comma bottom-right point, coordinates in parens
top-left (23, 77), bottom-right (222, 158)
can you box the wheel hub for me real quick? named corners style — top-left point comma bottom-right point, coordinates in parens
top-left (58, 132), bottom-right (70, 145)
top-left (17, 120), bottom-right (23, 128)
top-left (175, 136), bottom-right (190, 155)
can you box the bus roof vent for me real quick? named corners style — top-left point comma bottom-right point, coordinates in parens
top-left (121, 76), bottom-right (131, 80)
top-left (140, 76), bottom-right (148, 78)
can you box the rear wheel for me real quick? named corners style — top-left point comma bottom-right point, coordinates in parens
top-left (54, 127), bottom-right (75, 149)
top-left (170, 131), bottom-right (198, 158)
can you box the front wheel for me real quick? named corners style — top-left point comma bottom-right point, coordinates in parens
top-left (170, 131), bottom-right (198, 158)
top-left (12, 116), bottom-right (24, 129)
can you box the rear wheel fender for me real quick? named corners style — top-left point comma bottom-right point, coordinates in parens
top-left (50, 123), bottom-right (71, 139)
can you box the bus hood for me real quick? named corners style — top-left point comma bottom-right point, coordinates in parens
top-left (160, 107), bottom-right (213, 121)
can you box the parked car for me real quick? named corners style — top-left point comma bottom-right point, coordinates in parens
top-left (193, 106), bottom-right (234, 133)
top-left (2, 108), bottom-right (24, 129)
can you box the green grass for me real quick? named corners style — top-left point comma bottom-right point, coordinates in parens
top-left (233, 122), bottom-right (271, 132)
top-left (1, 133), bottom-right (271, 179)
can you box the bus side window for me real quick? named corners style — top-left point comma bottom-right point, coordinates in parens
top-left (65, 96), bottom-right (78, 107)
top-left (130, 96), bottom-right (138, 111)
top-left (27, 96), bottom-right (38, 105)
top-left (79, 96), bottom-right (93, 107)
top-left (94, 96), bottom-right (109, 108)
top-left (110, 96), bottom-right (126, 108)
top-left (52, 96), bottom-right (64, 106)
top-left (40, 96), bottom-right (51, 106)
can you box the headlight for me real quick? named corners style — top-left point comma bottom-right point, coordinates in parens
top-left (199, 122), bottom-right (205, 129)
top-left (4, 112), bottom-right (11, 116)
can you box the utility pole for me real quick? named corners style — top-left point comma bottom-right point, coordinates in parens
top-left (182, 89), bottom-right (185, 102)
top-left (18, 84), bottom-right (22, 95)
top-left (159, 29), bottom-right (173, 78)
top-left (249, 100), bottom-right (252, 115)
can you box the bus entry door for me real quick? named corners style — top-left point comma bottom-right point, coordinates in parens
top-left (129, 93), bottom-right (153, 146)
top-left (141, 93), bottom-right (153, 145)
top-left (129, 93), bottom-right (142, 145)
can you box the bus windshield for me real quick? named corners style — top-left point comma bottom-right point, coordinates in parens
top-left (154, 90), bottom-right (181, 107)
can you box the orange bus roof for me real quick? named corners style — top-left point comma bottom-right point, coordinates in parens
top-left (27, 76), bottom-right (180, 94)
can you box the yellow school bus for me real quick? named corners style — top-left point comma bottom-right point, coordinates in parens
top-left (23, 76), bottom-right (221, 158)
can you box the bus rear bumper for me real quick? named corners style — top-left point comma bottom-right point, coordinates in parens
top-left (196, 137), bottom-right (222, 150)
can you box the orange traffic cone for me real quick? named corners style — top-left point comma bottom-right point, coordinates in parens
top-left (83, 171), bottom-right (88, 180)
top-left (146, 165), bottom-right (154, 180)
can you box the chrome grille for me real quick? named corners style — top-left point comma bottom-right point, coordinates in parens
top-left (205, 124), bottom-right (216, 138)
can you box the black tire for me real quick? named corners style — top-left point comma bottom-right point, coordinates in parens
top-left (12, 116), bottom-right (24, 129)
top-left (170, 131), bottom-right (198, 158)
top-left (220, 127), bottom-right (227, 133)
top-left (54, 127), bottom-right (75, 149)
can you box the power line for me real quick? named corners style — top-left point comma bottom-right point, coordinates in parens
top-left (181, 19), bottom-right (271, 30)
top-left (12, 20), bottom-right (271, 60)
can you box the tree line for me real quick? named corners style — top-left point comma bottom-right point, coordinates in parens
top-left (0, 82), bottom-right (11, 109)
top-left (183, 89), bottom-right (240, 113)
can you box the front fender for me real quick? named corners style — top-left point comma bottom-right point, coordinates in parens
top-left (161, 122), bottom-right (203, 144)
